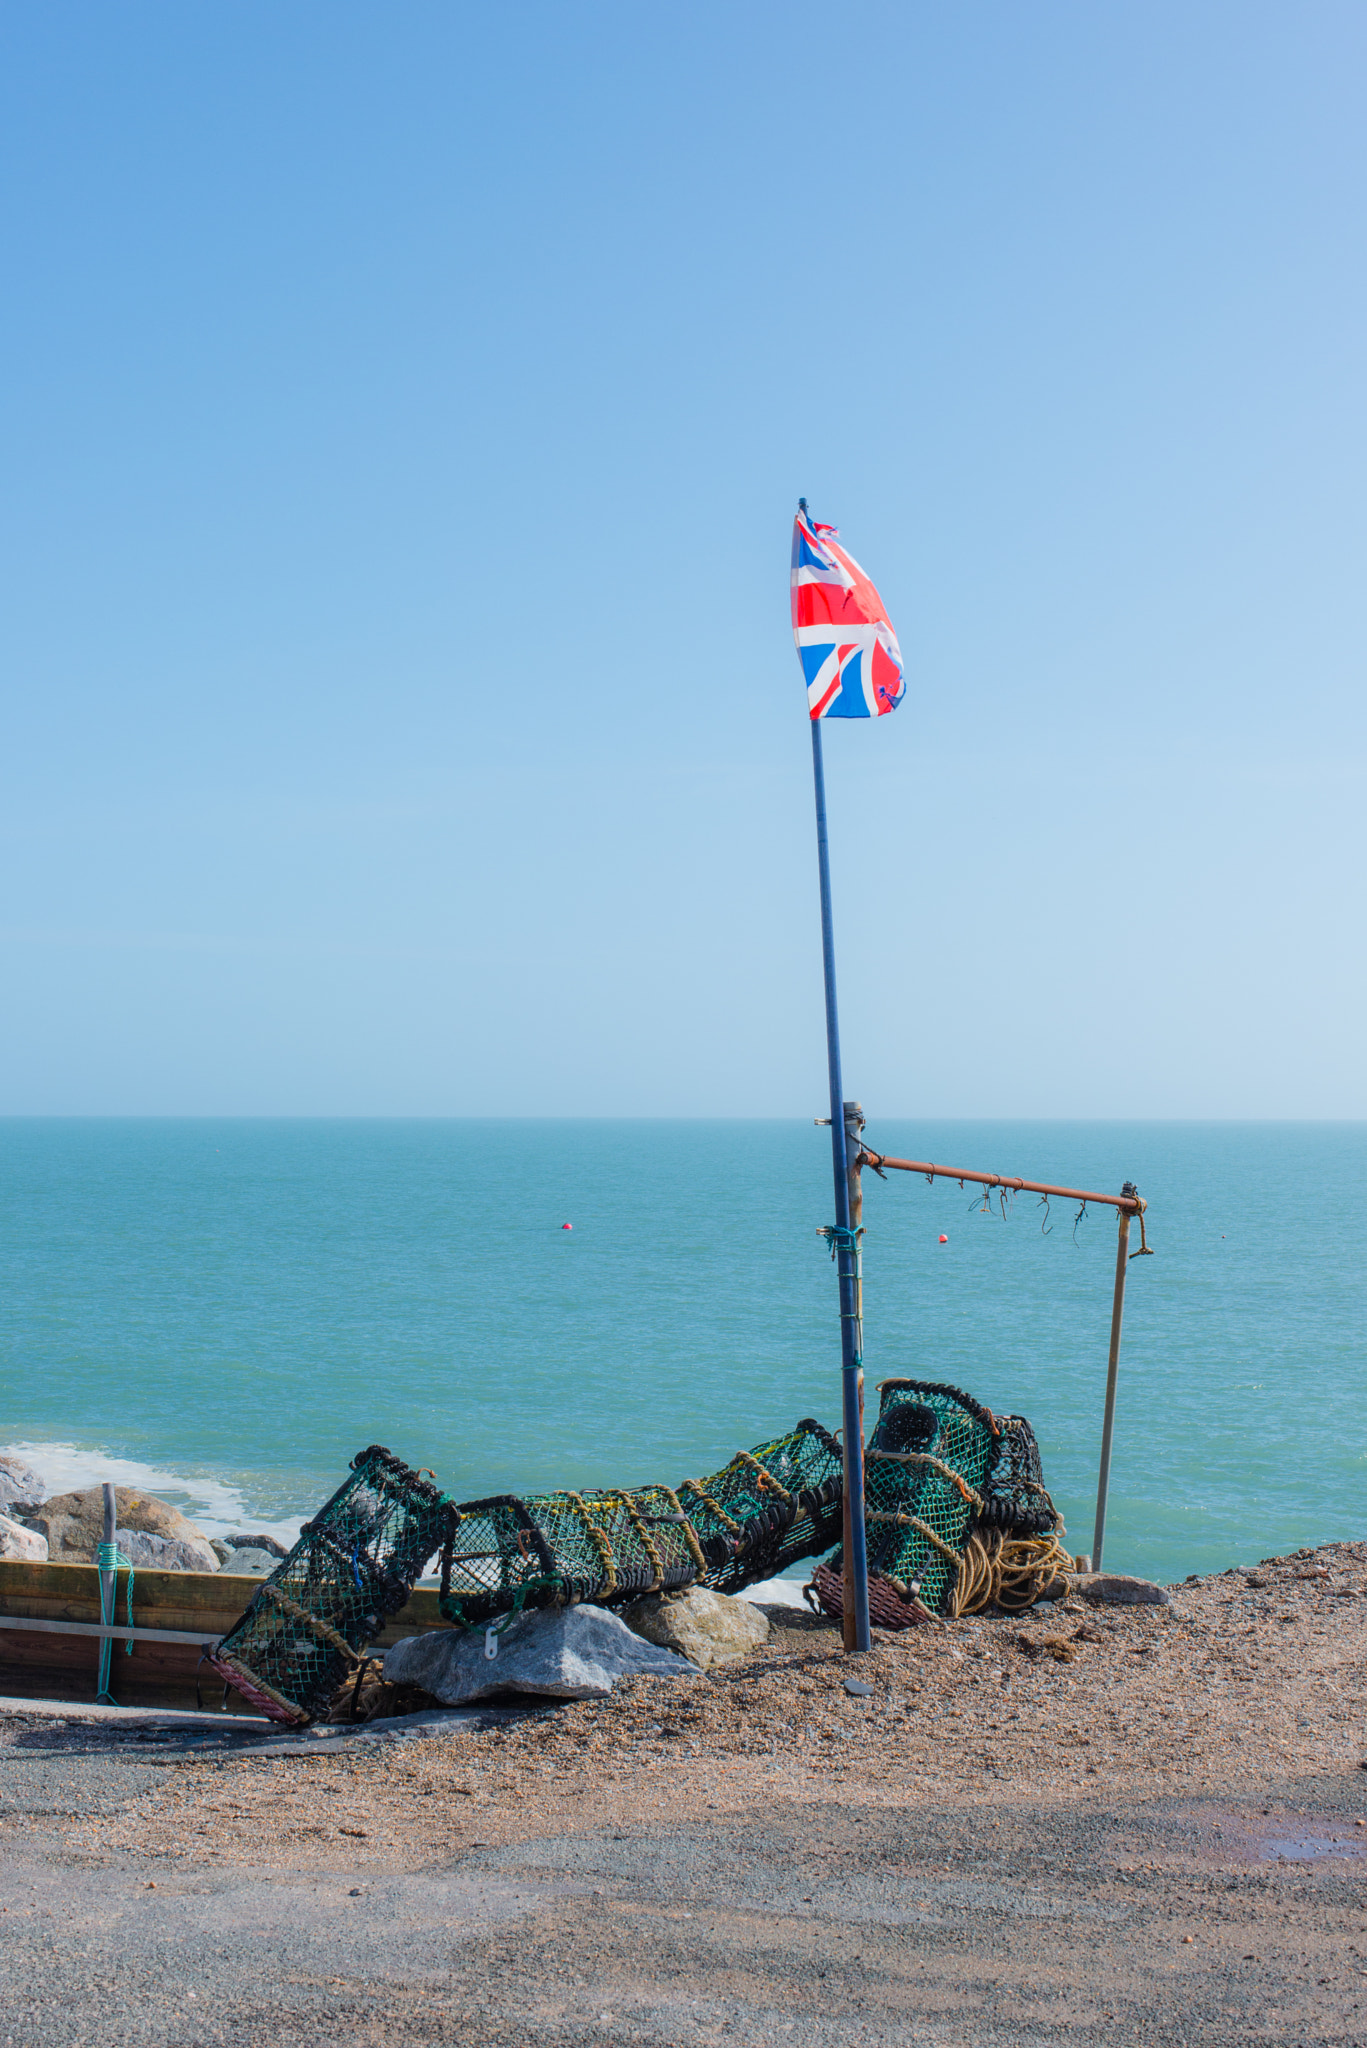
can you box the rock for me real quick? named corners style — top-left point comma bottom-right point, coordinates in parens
top-left (382, 1602), bottom-right (701, 1704)
top-left (112, 1529), bottom-right (220, 1573)
top-left (621, 1586), bottom-right (770, 1669)
top-left (36, 1485), bottom-right (209, 1565)
top-left (214, 1545), bottom-right (279, 1576)
top-left (1075, 1573), bottom-right (1170, 1607)
top-left (209, 1539), bottom-right (232, 1566)
top-left (0, 1512), bottom-right (47, 1561)
top-left (224, 1532), bottom-right (288, 1559)
top-left (0, 1454), bottom-right (48, 1512)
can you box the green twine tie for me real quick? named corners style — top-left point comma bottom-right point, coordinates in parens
top-left (95, 1542), bottom-right (136, 1706)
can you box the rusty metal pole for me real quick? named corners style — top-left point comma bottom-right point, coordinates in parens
top-left (1091, 1206), bottom-right (1132, 1573)
top-left (841, 1101), bottom-right (866, 1650)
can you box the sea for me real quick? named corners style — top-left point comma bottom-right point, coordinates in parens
top-left (1, 1119), bottom-right (1362, 1586)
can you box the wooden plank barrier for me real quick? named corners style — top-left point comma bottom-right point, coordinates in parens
top-left (0, 1561), bottom-right (446, 1714)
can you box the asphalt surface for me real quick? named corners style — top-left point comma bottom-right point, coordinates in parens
top-left (2, 1715), bottom-right (1365, 2045)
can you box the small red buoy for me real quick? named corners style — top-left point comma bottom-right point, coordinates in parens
top-left (938, 1234), bottom-right (948, 1244)
top-left (562, 1222), bottom-right (573, 1230)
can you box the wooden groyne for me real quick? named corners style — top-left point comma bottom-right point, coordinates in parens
top-left (0, 1560), bottom-right (444, 1713)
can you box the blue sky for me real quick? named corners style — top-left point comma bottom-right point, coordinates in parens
top-left (1, 2), bottom-right (1363, 1117)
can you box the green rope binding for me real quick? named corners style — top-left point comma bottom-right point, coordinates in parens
top-left (94, 1542), bottom-right (135, 1705)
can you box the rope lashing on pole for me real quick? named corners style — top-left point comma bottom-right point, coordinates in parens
top-left (94, 1541), bottom-right (135, 1705)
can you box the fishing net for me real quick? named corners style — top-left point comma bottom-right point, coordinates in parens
top-left (809, 1378), bottom-right (1071, 1627)
top-left (439, 1419), bottom-right (843, 1630)
top-left (204, 1445), bottom-right (452, 1726)
top-left (206, 1424), bottom-right (841, 1725)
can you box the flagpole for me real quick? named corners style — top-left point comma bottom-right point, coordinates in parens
top-left (810, 715), bottom-right (872, 1655)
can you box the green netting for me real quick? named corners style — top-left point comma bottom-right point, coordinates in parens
top-left (680, 1418), bottom-right (844, 1595)
top-left (439, 1418), bottom-right (843, 1629)
top-left (813, 1379), bottom-right (1068, 1621)
top-left (978, 1411), bottom-right (1063, 1538)
top-left (205, 1445), bottom-right (452, 1726)
top-left (206, 1421), bottom-right (845, 1725)
top-left (818, 1379), bottom-right (997, 1617)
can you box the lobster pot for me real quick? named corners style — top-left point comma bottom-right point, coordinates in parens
top-left (815, 1380), bottom-right (997, 1622)
top-left (204, 1446), bottom-right (452, 1726)
top-left (678, 1419), bottom-right (843, 1596)
top-left (977, 1411), bottom-right (1062, 1537)
top-left (439, 1420), bottom-right (845, 1630)
top-left (439, 1484), bottom-right (703, 1629)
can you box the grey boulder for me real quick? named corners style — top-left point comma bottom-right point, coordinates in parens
top-left (113, 1528), bottom-right (220, 1573)
top-left (0, 1454), bottom-right (47, 1513)
top-left (224, 1532), bottom-right (288, 1559)
top-left (1075, 1573), bottom-right (1170, 1607)
top-left (214, 1545), bottom-right (279, 1576)
top-left (383, 1602), bottom-right (702, 1705)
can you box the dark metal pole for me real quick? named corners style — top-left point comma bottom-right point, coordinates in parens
top-left (810, 718), bottom-right (871, 1654)
top-left (1091, 1206), bottom-right (1132, 1572)
top-left (97, 1481), bottom-right (116, 1703)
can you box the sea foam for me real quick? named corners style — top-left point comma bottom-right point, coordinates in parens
top-left (0, 1440), bottom-right (303, 1548)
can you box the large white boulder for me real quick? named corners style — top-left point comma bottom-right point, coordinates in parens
top-left (621, 1585), bottom-right (770, 1669)
top-left (0, 1512), bottom-right (48, 1562)
top-left (383, 1602), bottom-right (701, 1704)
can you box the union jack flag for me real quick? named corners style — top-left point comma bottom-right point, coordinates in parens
top-left (791, 503), bottom-right (905, 719)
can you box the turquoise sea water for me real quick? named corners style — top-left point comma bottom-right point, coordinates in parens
top-left (1, 1119), bottom-right (1363, 1584)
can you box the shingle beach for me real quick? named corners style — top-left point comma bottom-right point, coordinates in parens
top-left (2, 1543), bottom-right (1364, 2045)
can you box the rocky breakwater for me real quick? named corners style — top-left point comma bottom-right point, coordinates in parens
top-left (0, 1454), bottom-right (52, 1562)
top-left (0, 1452), bottom-right (291, 1573)
top-left (35, 1484), bottom-right (222, 1572)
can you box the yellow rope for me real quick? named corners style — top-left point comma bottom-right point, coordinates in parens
top-left (679, 1479), bottom-right (745, 1536)
top-left (866, 1510), bottom-right (962, 1570)
top-left (259, 1584), bottom-right (362, 1664)
top-left (658, 1485), bottom-right (709, 1577)
top-left (866, 1448), bottom-right (985, 1510)
top-left (731, 1451), bottom-right (795, 1503)
top-left (949, 1531), bottom-right (996, 1615)
top-left (950, 1527), bottom-right (1075, 1616)
top-left (562, 1492), bottom-right (618, 1594)
top-left (608, 1490), bottom-right (665, 1594)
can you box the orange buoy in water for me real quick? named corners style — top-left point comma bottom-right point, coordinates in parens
top-left (938, 1233), bottom-right (948, 1244)
top-left (562, 1222), bottom-right (573, 1230)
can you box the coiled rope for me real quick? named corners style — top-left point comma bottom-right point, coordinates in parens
top-left (951, 1528), bottom-right (1074, 1617)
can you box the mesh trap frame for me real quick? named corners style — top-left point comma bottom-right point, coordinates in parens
top-left (815, 1379), bottom-right (1065, 1622)
top-left (204, 1445), bottom-right (452, 1726)
top-left (439, 1419), bottom-right (843, 1630)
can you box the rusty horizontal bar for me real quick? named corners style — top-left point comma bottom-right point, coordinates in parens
top-left (858, 1150), bottom-right (1145, 1213)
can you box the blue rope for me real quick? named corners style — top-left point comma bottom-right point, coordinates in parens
top-left (94, 1542), bottom-right (135, 1705)
top-left (817, 1224), bottom-right (863, 1261)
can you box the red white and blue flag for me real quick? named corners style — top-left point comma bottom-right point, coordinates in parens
top-left (791, 504), bottom-right (905, 719)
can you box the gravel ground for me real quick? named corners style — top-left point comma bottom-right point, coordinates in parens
top-left (2, 1542), bottom-right (1364, 2045)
